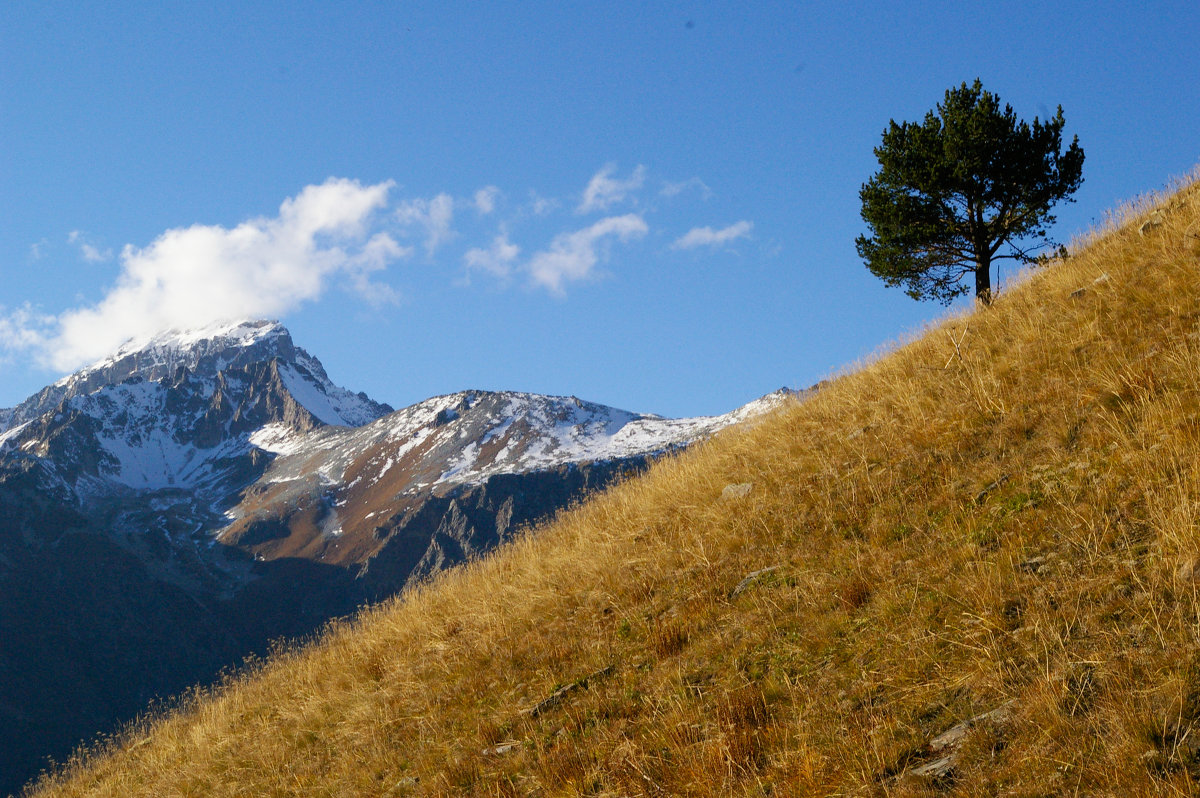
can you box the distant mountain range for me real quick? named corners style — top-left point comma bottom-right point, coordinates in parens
top-left (0, 319), bottom-right (795, 793)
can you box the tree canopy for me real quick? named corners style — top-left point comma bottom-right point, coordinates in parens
top-left (856, 79), bottom-right (1084, 304)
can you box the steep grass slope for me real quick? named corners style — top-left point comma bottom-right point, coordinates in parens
top-left (30, 175), bottom-right (1200, 796)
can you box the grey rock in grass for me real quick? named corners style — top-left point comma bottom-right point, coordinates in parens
top-left (1139, 211), bottom-right (1165, 236)
top-left (730, 565), bottom-right (782, 599)
top-left (721, 482), bottom-right (753, 500)
top-left (909, 700), bottom-right (1015, 779)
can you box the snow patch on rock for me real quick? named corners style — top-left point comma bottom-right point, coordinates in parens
top-left (61, 319), bottom-right (284, 386)
top-left (248, 422), bottom-right (308, 456)
top-left (278, 362), bottom-right (381, 428)
top-left (247, 388), bottom-right (799, 497)
top-left (0, 420), bottom-right (29, 450)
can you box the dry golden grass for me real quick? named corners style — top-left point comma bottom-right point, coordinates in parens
top-left (29, 170), bottom-right (1200, 796)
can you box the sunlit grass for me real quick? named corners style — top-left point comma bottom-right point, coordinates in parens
top-left (28, 168), bottom-right (1200, 796)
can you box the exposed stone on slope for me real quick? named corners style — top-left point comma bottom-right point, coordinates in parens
top-left (721, 482), bottom-right (754, 500)
top-left (907, 701), bottom-right (1015, 780)
top-left (730, 565), bottom-right (781, 598)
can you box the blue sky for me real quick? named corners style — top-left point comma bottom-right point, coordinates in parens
top-left (2, 1), bottom-right (1198, 417)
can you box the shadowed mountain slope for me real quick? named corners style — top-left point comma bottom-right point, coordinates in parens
top-left (29, 176), bottom-right (1200, 796)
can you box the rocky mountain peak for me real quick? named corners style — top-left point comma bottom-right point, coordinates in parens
top-left (7, 319), bottom-right (391, 429)
top-left (81, 319), bottom-right (294, 382)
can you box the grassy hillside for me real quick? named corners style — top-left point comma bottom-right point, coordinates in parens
top-left (30, 173), bottom-right (1200, 796)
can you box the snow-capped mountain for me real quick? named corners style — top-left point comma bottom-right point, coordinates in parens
top-left (0, 319), bottom-right (797, 793)
top-left (219, 386), bottom-right (793, 573)
top-left (0, 319), bottom-right (792, 582)
top-left (0, 319), bottom-right (390, 493)
top-left (0, 319), bottom-right (785, 509)
top-left (5, 319), bottom-right (390, 433)
top-left (249, 387), bottom-right (789, 494)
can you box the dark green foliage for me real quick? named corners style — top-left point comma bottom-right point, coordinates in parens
top-left (857, 79), bottom-right (1084, 304)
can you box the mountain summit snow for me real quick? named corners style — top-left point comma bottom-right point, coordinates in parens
top-left (4, 319), bottom-right (391, 432)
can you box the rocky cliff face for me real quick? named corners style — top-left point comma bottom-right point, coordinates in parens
top-left (0, 320), bottom-right (794, 793)
top-left (4, 319), bottom-right (391, 431)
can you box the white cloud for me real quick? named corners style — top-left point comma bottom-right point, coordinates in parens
top-left (344, 233), bottom-right (409, 307)
top-left (527, 191), bottom-right (558, 216)
top-left (577, 163), bottom-right (646, 214)
top-left (527, 214), bottom-right (648, 295)
top-left (660, 177), bottom-right (713, 199)
top-left (3, 178), bottom-right (403, 372)
top-left (464, 233), bottom-right (520, 280)
top-left (81, 243), bottom-right (110, 263)
top-left (671, 220), bottom-right (753, 250)
top-left (0, 304), bottom-right (53, 354)
top-left (474, 186), bottom-right (500, 215)
top-left (396, 193), bottom-right (455, 257)
top-left (68, 230), bottom-right (112, 263)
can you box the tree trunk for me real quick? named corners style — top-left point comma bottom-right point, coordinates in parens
top-left (974, 258), bottom-right (992, 305)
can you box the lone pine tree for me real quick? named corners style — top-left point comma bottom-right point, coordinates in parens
top-left (856, 79), bottom-right (1084, 304)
